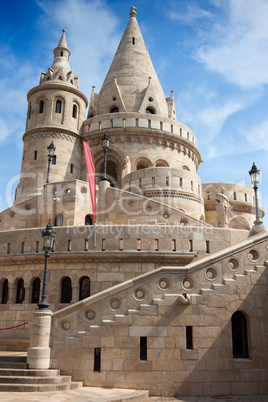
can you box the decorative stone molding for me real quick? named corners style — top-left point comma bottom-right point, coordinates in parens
top-left (24, 130), bottom-right (81, 143)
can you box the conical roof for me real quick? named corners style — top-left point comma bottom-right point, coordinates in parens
top-left (51, 29), bottom-right (71, 73)
top-left (40, 29), bottom-right (78, 88)
top-left (97, 7), bottom-right (168, 116)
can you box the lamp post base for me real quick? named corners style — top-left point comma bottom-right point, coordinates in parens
top-left (27, 309), bottom-right (52, 369)
top-left (252, 223), bottom-right (266, 235)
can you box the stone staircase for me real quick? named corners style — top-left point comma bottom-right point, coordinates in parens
top-left (0, 354), bottom-right (83, 392)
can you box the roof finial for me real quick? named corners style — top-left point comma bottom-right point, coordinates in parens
top-left (130, 6), bottom-right (137, 18)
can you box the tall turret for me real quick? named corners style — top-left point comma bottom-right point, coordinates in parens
top-left (16, 30), bottom-right (88, 203)
top-left (83, 7), bottom-right (204, 221)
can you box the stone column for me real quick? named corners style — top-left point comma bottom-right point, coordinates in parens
top-left (98, 179), bottom-right (110, 223)
top-left (27, 309), bottom-right (52, 369)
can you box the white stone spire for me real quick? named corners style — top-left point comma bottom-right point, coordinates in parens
top-left (97, 7), bottom-right (169, 116)
top-left (40, 29), bottom-right (78, 88)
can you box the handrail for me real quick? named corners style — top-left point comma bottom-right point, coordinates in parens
top-left (0, 322), bottom-right (29, 331)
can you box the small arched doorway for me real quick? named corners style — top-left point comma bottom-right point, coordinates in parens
top-left (231, 311), bottom-right (249, 358)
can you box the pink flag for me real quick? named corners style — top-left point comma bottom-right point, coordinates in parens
top-left (83, 141), bottom-right (96, 221)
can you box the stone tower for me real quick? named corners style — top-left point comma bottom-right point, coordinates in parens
top-left (15, 30), bottom-right (88, 203)
top-left (83, 7), bottom-right (204, 221)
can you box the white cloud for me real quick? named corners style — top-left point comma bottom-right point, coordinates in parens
top-left (244, 119), bottom-right (268, 153)
top-left (196, 0), bottom-right (268, 89)
top-left (168, 4), bottom-right (211, 24)
top-left (176, 84), bottom-right (246, 144)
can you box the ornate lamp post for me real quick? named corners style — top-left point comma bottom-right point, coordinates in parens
top-left (37, 220), bottom-right (56, 310)
top-left (101, 132), bottom-right (110, 181)
top-left (46, 141), bottom-right (56, 184)
top-left (249, 162), bottom-right (263, 226)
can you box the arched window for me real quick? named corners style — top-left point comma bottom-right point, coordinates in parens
top-left (79, 276), bottom-right (90, 300)
top-left (146, 107), bottom-right (155, 114)
top-left (28, 105), bottom-right (32, 120)
top-left (232, 311), bottom-right (249, 358)
top-left (39, 100), bottom-right (44, 114)
top-left (155, 160), bottom-right (169, 167)
top-left (31, 278), bottom-right (40, 304)
top-left (55, 213), bottom-right (63, 227)
top-left (110, 106), bottom-right (119, 113)
top-left (61, 277), bottom-right (72, 303)
top-left (182, 165), bottom-right (190, 171)
top-left (137, 159), bottom-right (150, 170)
top-left (72, 104), bottom-right (78, 119)
top-left (16, 278), bottom-right (25, 304)
top-left (1, 279), bottom-right (9, 304)
top-left (85, 215), bottom-right (93, 225)
top-left (55, 100), bottom-right (62, 114)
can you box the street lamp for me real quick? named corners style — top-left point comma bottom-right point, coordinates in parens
top-left (46, 141), bottom-right (56, 184)
top-left (249, 162), bottom-right (263, 226)
top-left (37, 220), bottom-right (56, 310)
top-left (101, 132), bottom-right (111, 181)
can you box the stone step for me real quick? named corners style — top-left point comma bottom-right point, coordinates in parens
top-left (0, 368), bottom-right (60, 377)
top-left (233, 274), bottom-right (249, 283)
top-left (0, 355), bottom-right (27, 363)
top-left (0, 381), bottom-right (83, 392)
top-left (200, 288), bottom-right (214, 295)
top-left (0, 375), bottom-right (72, 384)
top-left (0, 362), bottom-right (27, 369)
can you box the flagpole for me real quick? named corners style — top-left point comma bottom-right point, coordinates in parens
top-left (93, 221), bottom-right (96, 248)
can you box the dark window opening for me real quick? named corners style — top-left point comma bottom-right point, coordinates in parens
top-left (28, 105), bottom-right (32, 120)
top-left (52, 155), bottom-right (56, 165)
top-left (55, 213), bottom-right (63, 227)
top-left (110, 106), bottom-right (119, 113)
top-left (102, 239), bottom-right (105, 251)
top-left (72, 104), bottom-right (77, 118)
top-left (34, 151), bottom-right (37, 160)
top-left (189, 240), bottom-right (193, 252)
top-left (232, 311), bottom-right (249, 358)
top-left (39, 100), bottom-right (44, 114)
top-left (85, 215), bottom-right (93, 225)
top-left (132, 37), bottom-right (135, 45)
top-left (186, 326), bottom-right (193, 349)
top-left (31, 278), bottom-right (40, 304)
top-left (55, 100), bottom-right (62, 114)
top-left (140, 337), bottom-right (147, 361)
top-left (146, 107), bottom-right (155, 114)
top-left (61, 277), bottom-right (72, 303)
top-left (61, 51), bottom-right (63, 57)
top-left (206, 240), bottom-right (210, 254)
top-left (79, 276), bottom-right (90, 300)
top-left (70, 163), bottom-right (74, 174)
top-left (94, 347), bottom-right (101, 372)
top-left (16, 278), bottom-right (25, 304)
top-left (1, 279), bottom-right (9, 304)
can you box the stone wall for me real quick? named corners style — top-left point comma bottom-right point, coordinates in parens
top-left (49, 231), bottom-right (268, 396)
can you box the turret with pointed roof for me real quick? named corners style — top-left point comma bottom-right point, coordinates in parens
top-left (16, 30), bottom-right (88, 203)
top-left (40, 29), bottom-right (79, 88)
top-left (96, 7), bottom-right (170, 117)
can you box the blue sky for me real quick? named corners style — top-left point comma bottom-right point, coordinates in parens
top-left (0, 0), bottom-right (268, 225)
